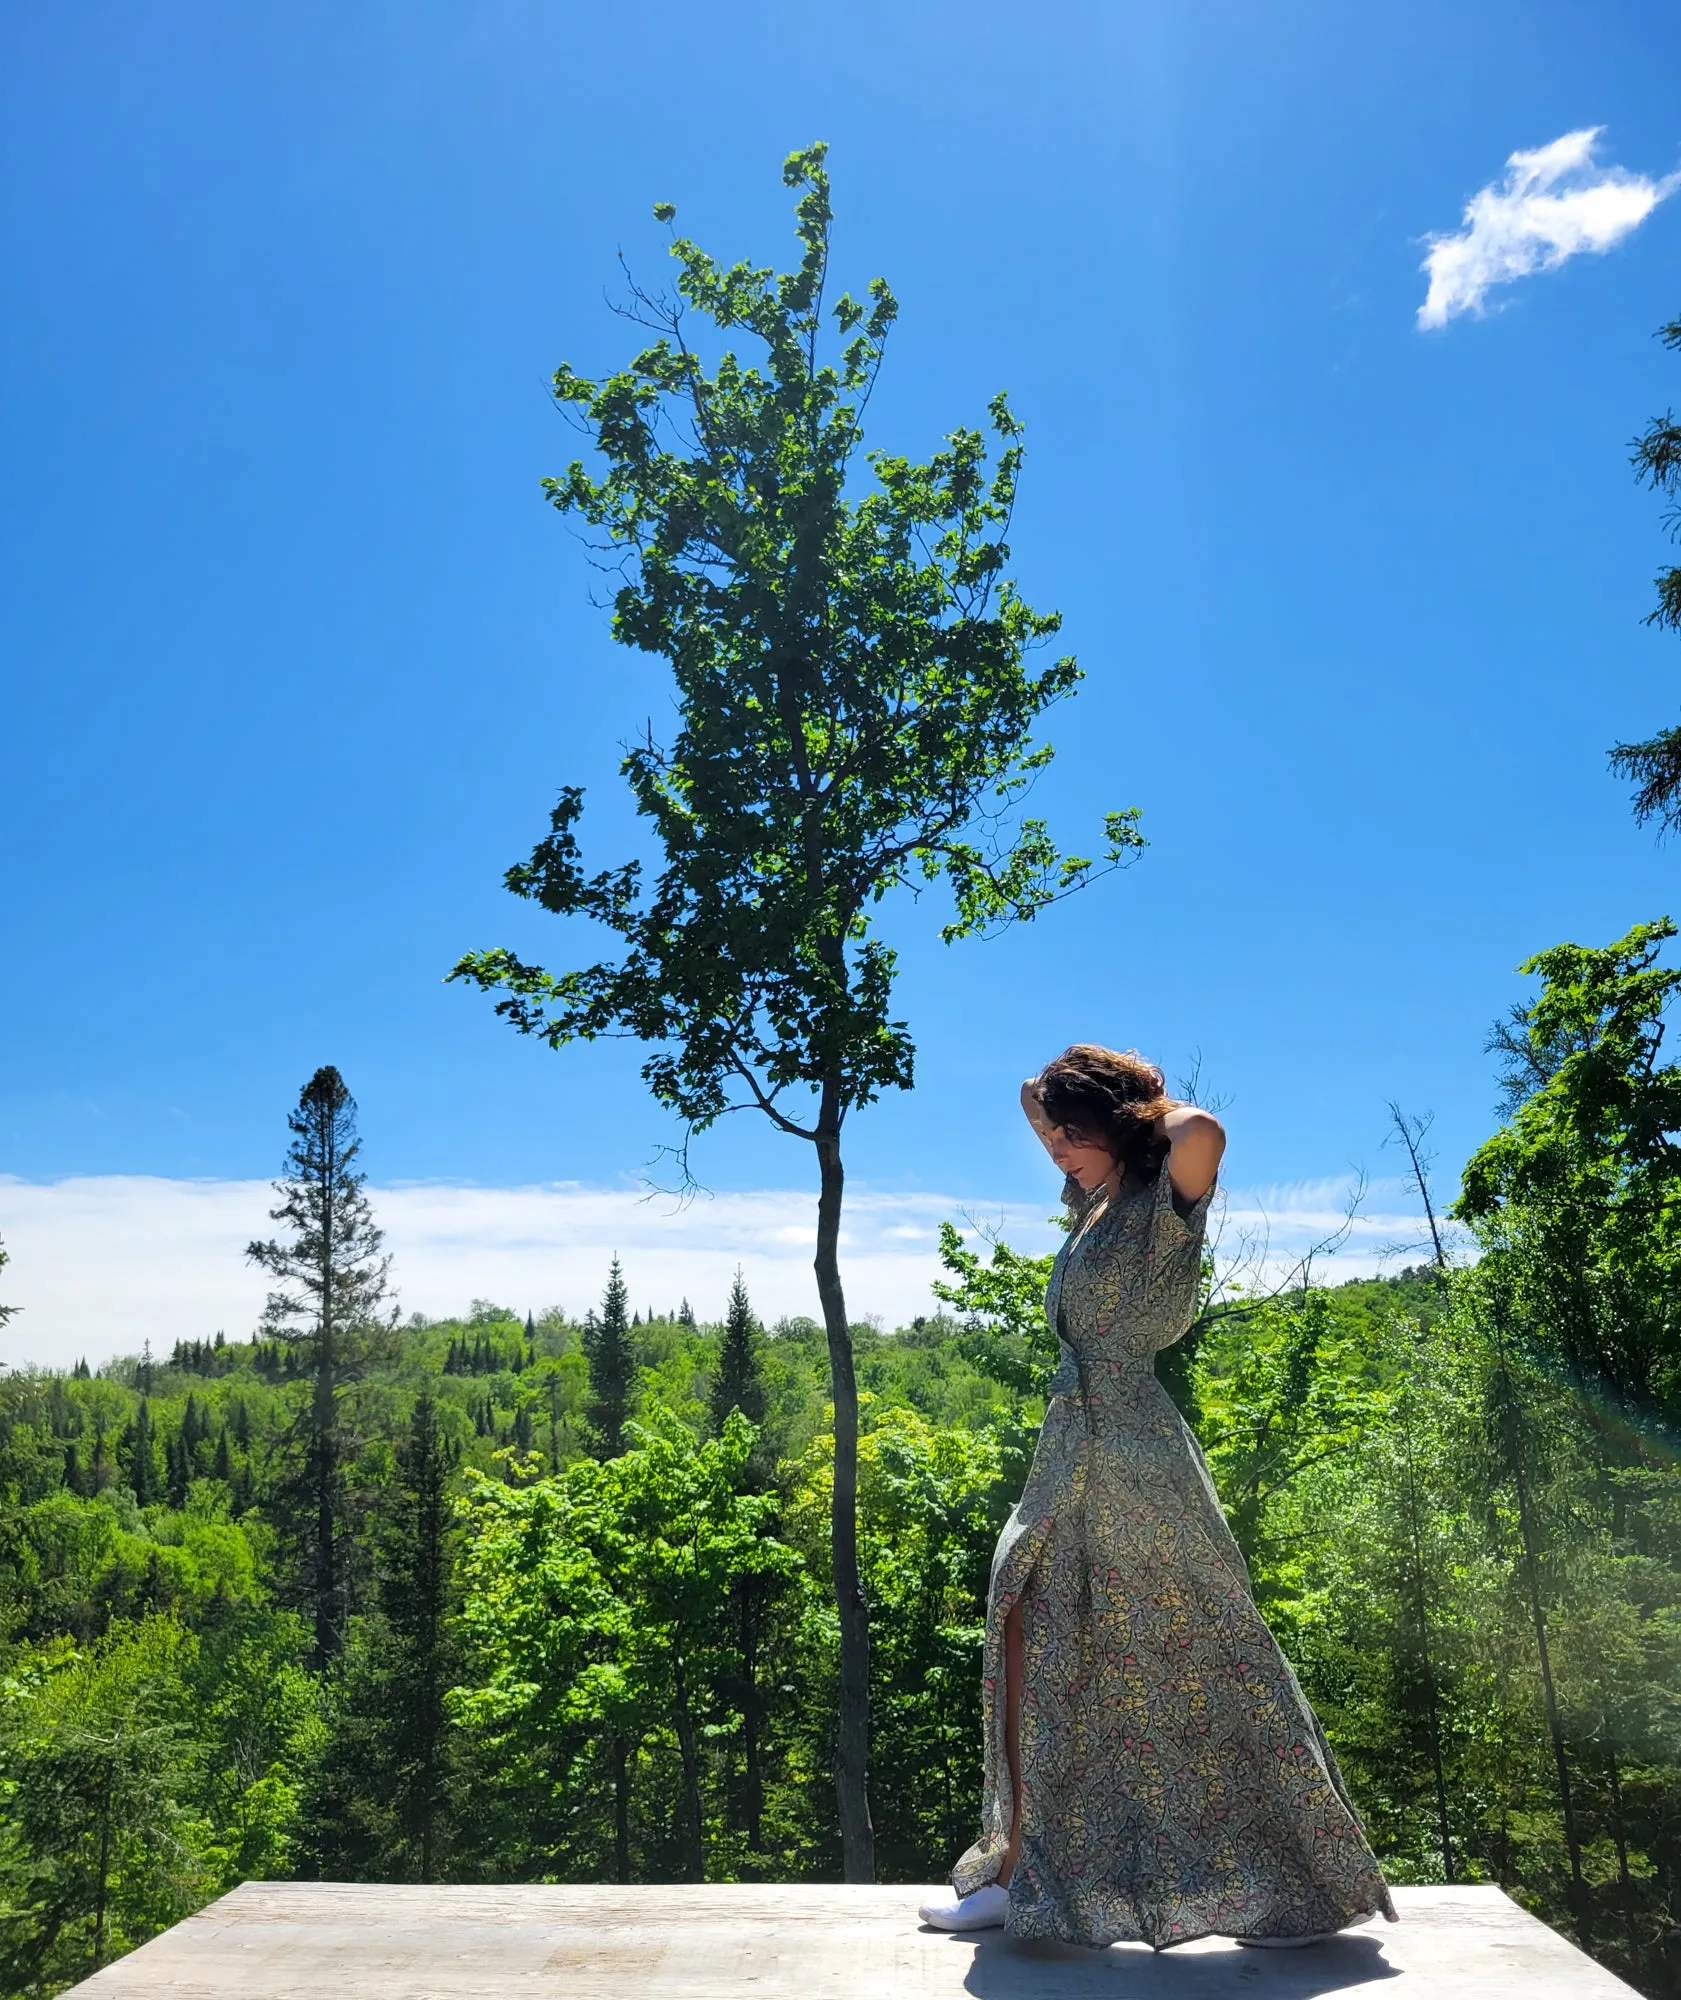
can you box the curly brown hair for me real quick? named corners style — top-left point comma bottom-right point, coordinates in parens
top-left (1034, 1044), bottom-right (1175, 1185)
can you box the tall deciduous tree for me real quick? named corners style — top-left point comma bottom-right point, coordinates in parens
top-left (247, 1066), bottom-right (391, 1667)
top-left (584, 1258), bottom-right (635, 1456)
top-left (1609, 314), bottom-right (1681, 831)
top-left (451, 143), bottom-right (1136, 1878)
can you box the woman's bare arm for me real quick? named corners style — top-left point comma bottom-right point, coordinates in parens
top-left (1020, 1078), bottom-right (1059, 1156)
top-left (1157, 1105), bottom-right (1225, 1203)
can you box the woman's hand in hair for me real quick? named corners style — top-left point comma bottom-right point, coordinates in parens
top-left (1020, 1077), bottom-right (1058, 1156)
top-left (1155, 1105), bottom-right (1225, 1204)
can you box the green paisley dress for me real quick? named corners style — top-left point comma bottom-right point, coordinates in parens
top-left (951, 1163), bottom-right (1397, 1948)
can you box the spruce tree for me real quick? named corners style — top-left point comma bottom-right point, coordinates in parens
top-left (123, 1399), bottom-right (157, 1506)
top-left (582, 1258), bottom-right (634, 1455)
top-left (303, 1394), bottom-right (466, 1881)
top-left (248, 1065), bottom-right (392, 1667)
top-left (709, 1270), bottom-right (766, 1436)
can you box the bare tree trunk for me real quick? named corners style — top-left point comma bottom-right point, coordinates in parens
top-left (672, 1652), bottom-right (705, 1883)
top-left (1387, 1102), bottom-right (1448, 1273)
top-left (1397, 1394), bottom-right (1454, 1881)
top-left (1606, 1742), bottom-right (1636, 1965)
top-left (612, 1732), bottom-right (631, 1884)
top-left (739, 1582), bottom-right (765, 1853)
top-left (814, 1120), bottom-right (874, 1882)
top-left (1494, 1349), bottom-right (1586, 1935)
top-left (92, 1781), bottom-right (112, 1974)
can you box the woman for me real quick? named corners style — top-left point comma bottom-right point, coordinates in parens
top-left (919, 1045), bottom-right (1395, 1949)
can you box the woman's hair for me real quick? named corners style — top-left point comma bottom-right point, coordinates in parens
top-left (1035, 1044), bottom-right (1174, 1185)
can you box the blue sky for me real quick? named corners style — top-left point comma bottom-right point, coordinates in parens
top-left (3, 0), bottom-right (1678, 1319)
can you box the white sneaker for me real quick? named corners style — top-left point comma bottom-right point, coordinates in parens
top-left (918, 1882), bottom-right (1010, 1931)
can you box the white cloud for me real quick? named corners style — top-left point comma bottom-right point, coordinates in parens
top-left (1418, 127), bottom-right (1677, 329)
top-left (0, 1172), bottom-right (1448, 1375)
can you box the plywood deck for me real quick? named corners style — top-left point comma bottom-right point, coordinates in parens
top-left (60, 1881), bottom-right (1637, 1998)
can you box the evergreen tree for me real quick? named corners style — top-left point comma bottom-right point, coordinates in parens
top-left (709, 1270), bottom-right (766, 1436)
top-left (247, 1065), bottom-right (392, 1667)
top-left (122, 1399), bottom-right (157, 1506)
top-left (0, 1232), bottom-right (16, 1330)
top-left (583, 1258), bottom-right (635, 1456)
top-left (1610, 313), bottom-right (1681, 832)
top-left (306, 1393), bottom-right (466, 1882)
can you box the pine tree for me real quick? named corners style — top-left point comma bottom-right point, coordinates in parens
top-left (123, 1400), bottom-right (157, 1506)
top-left (247, 1065), bottom-right (392, 1667)
top-left (710, 1271), bottom-right (767, 1436)
top-left (582, 1258), bottom-right (635, 1456)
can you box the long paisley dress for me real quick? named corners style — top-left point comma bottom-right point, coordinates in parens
top-left (951, 1164), bottom-right (1397, 1948)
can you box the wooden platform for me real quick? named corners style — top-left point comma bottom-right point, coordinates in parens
top-left (61, 1881), bottom-right (1637, 1997)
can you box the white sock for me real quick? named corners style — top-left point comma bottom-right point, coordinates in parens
top-left (918, 1882), bottom-right (1010, 1931)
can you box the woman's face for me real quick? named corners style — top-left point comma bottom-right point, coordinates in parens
top-left (1046, 1123), bottom-right (1119, 1192)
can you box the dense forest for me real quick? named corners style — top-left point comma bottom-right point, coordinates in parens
top-left (1, 916), bottom-right (1679, 1997)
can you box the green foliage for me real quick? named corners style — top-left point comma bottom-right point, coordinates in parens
top-left (451, 1410), bottom-right (803, 1882)
top-left (0, 1611), bottom-right (315, 1996)
top-left (1196, 1287), bottom-right (1387, 1578)
top-left (1455, 918), bottom-right (1681, 1420)
top-left (783, 1406), bottom-right (1006, 1878)
top-left (931, 1222), bottom-right (1057, 1400)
